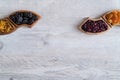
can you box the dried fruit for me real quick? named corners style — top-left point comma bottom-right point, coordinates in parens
top-left (9, 11), bottom-right (39, 25)
top-left (79, 18), bottom-right (110, 34)
top-left (79, 10), bottom-right (120, 34)
top-left (0, 10), bottom-right (41, 35)
top-left (0, 19), bottom-right (15, 34)
top-left (105, 10), bottom-right (120, 25)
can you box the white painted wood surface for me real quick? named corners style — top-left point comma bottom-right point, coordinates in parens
top-left (0, 0), bottom-right (120, 80)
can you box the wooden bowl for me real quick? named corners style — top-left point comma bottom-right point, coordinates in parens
top-left (8, 10), bottom-right (41, 28)
top-left (0, 10), bottom-right (41, 35)
top-left (0, 18), bottom-right (17, 35)
top-left (78, 17), bottom-right (111, 35)
top-left (102, 10), bottom-right (120, 26)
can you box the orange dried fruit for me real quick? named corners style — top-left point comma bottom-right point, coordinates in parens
top-left (0, 19), bottom-right (16, 35)
top-left (105, 10), bottom-right (120, 25)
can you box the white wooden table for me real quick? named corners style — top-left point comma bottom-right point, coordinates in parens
top-left (0, 0), bottom-right (120, 80)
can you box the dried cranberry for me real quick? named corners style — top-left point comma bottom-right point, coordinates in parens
top-left (81, 20), bottom-right (108, 33)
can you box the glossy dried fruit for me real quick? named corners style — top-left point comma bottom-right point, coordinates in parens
top-left (105, 10), bottom-right (120, 25)
top-left (80, 18), bottom-right (109, 34)
top-left (0, 10), bottom-right (41, 35)
top-left (79, 10), bottom-right (120, 35)
top-left (0, 19), bottom-right (16, 34)
top-left (9, 11), bottom-right (39, 25)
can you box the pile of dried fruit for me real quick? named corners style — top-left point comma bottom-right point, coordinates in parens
top-left (79, 10), bottom-right (120, 34)
top-left (81, 20), bottom-right (108, 33)
top-left (105, 10), bottom-right (120, 25)
top-left (10, 12), bottom-right (39, 25)
top-left (0, 10), bottom-right (40, 35)
top-left (0, 19), bottom-right (15, 34)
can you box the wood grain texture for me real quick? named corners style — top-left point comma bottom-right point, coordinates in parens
top-left (0, 0), bottom-right (120, 80)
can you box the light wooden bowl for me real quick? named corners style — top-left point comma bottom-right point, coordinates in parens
top-left (8, 10), bottom-right (41, 28)
top-left (0, 10), bottom-right (41, 35)
top-left (102, 10), bottom-right (120, 26)
top-left (78, 17), bottom-right (111, 35)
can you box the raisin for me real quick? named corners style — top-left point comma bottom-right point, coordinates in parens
top-left (18, 17), bottom-right (23, 23)
top-left (22, 20), bottom-right (28, 24)
top-left (81, 20), bottom-right (108, 33)
top-left (9, 11), bottom-right (39, 25)
top-left (28, 12), bottom-right (33, 18)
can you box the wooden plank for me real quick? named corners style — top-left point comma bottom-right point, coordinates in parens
top-left (0, 0), bottom-right (120, 80)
